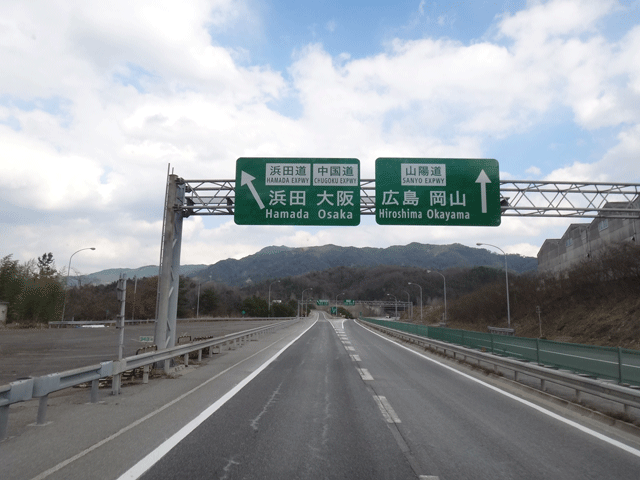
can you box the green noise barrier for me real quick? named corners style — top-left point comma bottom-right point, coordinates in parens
top-left (361, 318), bottom-right (640, 387)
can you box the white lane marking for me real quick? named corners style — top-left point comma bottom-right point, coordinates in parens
top-left (350, 355), bottom-right (361, 362)
top-left (345, 346), bottom-right (355, 352)
top-left (358, 368), bottom-right (374, 381)
top-left (357, 321), bottom-right (640, 459)
top-left (30, 332), bottom-right (303, 480)
top-left (116, 320), bottom-right (318, 479)
top-left (419, 476), bottom-right (440, 480)
top-left (373, 395), bottom-right (402, 423)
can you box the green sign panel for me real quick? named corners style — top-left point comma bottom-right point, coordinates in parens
top-left (343, 299), bottom-right (355, 306)
top-left (235, 158), bottom-right (360, 226)
top-left (375, 158), bottom-right (501, 226)
top-left (317, 300), bottom-right (329, 306)
top-left (331, 307), bottom-right (337, 314)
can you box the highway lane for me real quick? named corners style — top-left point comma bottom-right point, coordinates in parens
top-left (132, 312), bottom-right (417, 479)
top-left (125, 313), bottom-right (640, 480)
top-left (344, 318), bottom-right (640, 479)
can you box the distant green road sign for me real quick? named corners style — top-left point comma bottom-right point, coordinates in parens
top-left (343, 299), bottom-right (355, 306)
top-left (331, 307), bottom-right (337, 314)
top-left (235, 158), bottom-right (360, 226)
top-left (317, 300), bottom-right (329, 306)
top-left (375, 158), bottom-right (501, 226)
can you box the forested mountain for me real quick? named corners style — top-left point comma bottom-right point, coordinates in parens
top-left (78, 242), bottom-right (537, 287)
top-left (195, 243), bottom-right (537, 286)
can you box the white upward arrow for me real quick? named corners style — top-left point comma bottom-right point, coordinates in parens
top-left (475, 170), bottom-right (491, 214)
top-left (241, 171), bottom-right (265, 210)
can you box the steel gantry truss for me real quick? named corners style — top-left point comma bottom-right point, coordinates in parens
top-left (178, 178), bottom-right (640, 219)
top-left (154, 175), bottom-right (640, 367)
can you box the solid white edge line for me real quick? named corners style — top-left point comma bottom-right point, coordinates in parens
top-left (355, 321), bottom-right (640, 459)
top-left (117, 318), bottom-right (318, 480)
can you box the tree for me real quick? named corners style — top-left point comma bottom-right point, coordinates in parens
top-left (199, 288), bottom-right (218, 315)
top-left (177, 276), bottom-right (191, 318)
top-left (242, 296), bottom-right (268, 317)
top-left (0, 255), bottom-right (25, 323)
top-left (37, 252), bottom-right (57, 277)
top-left (271, 300), bottom-right (297, 317)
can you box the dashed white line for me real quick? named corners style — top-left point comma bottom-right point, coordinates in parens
top-left (350, 355), bottom-right (361, 362)
top-left (357, 367), bottom-right (374, 381)
top-left (373, 395), bottom-right (401, 423)
top-left (357, 320), bottom-right (640, 459)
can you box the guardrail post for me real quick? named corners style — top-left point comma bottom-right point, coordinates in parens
top-left (37, 395), bottom-right (49, 425)
top-left (143, 365), bottom-right (149, 384)
top-left (91, 379), bottom-right (100, 403)
top-left (112, 374), bottom-right (121, 396)
top-left (618, 347), bottom-right (624, 384)
top-left (0, 405), bottom-right (9, 440)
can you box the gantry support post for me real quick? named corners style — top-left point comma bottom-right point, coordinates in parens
top-left (154, 174), bottom-right (185, 373)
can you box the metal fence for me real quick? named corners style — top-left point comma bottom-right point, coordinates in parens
top-left (362, 318), bottom-right (640, 386)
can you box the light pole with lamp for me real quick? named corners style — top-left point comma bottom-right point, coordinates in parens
top-left (477, 242), bottom-right (511, 328)
top-left (403, 290), bottom-right (411, 319)
top-left (301, 288), bottom-right (313, 317)
top-left (196, 282), bottom-right (201, 319)
top-left (427, 270), bottom-right (447, 326)
top-left (61, 247), bottom-right (96, 322)
top-left (407, 282), bottom-right (422, 321)
top-left (268, 280), bottom-right (280, 317)
top-left (386, 293), bottom-right (397, 320)
top-left (131, 275), bottom-right (137, 321)
top-left (335, 292), bottom-right (345, 317)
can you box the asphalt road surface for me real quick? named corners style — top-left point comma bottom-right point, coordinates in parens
top-left (125, 312), bottom-right (640, 480)
top-left (3, 313), bottom-right (640, 479)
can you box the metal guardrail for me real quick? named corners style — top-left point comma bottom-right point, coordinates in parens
top-left (359, 318), bottom-right (640, 416)
top-left (0, 318), bottom-right (298, 440)
top-left (363, 318), bottom-right (640, 385)
top-left (48, 317), bottom-right (289, 328)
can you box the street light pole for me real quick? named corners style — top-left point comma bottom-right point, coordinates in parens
top-left (408, 282), bottom-right (422, 321)
top-left (61, 247), bottom-right (96, 322)
top-left (403, 290), bottom-right (411, 319)
top-left (477, 242), bottom-right (511, 328)
top-left (335, 292), bottom-right (345, 317)
top-left (132, 275), bottom-right (137, 321)
top-left (386, 293), bottom-right (397, 319)
top-left (196, 282), bottom-right (201, 319)
top-left (301, 288), bottom-right (313, 317)
top-left (428, 270), bottom-right (447, 326)
top-left (268, 280), bottom-right (280, 317)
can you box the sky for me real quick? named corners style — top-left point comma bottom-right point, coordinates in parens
top-left (1, 0), bottom-right (640, 276)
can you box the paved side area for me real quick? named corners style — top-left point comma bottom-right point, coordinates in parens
top-left (0, 318), bottom-right (315, 480)
top-left (0, 320), bottom-right (279, 384)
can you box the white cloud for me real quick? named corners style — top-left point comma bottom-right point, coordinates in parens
top-left (2, 0), bottom-right (640, 272)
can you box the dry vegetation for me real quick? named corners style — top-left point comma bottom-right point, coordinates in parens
top-left (419, 244), bottom-right (640, 349)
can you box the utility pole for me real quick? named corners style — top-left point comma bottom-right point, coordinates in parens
top-left (113, 273), bottom-right (127, 395)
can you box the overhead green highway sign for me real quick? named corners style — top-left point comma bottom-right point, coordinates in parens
top-left (343, 299), bottom-right (355, 306)
top-left (235, 158), bottom-right (360, 226)
top-left (375, 158), bottom-right (501, 226)
top-left (317, 300), bottom-right (329, 306)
